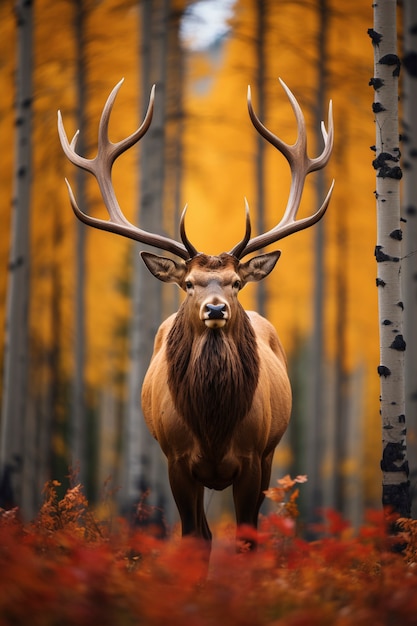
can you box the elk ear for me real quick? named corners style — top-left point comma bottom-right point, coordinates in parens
top-left (140, 251), bottom-right (187, 285)
top-left (239, 250), bottom-right (281, 284)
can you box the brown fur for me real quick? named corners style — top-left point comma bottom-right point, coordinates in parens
top-left (166, 303), bottom-right (260, 460)
top-left (140, 250), bottom-right (292, 550)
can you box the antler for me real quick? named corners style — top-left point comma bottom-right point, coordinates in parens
top-left (230, 78), bottom-right (334, 260)
top-left (58, 79), bottom-right (196, 260)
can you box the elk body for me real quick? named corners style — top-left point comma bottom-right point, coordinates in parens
top-left (58, 79), bottom-right (333, 548)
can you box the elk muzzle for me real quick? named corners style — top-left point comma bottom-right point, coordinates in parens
top-left (201, 302), bottom-right (229, 329)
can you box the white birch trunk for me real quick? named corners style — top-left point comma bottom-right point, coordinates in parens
top-left (402, 0), bottom-right (417, 516)
top-left (371, 0), bottom-right (410, 516)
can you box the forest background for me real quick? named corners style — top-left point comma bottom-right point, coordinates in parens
top-left (0, 0), bottom-right (415, 528)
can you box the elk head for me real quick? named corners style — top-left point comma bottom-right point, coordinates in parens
top-left (57, 77), bottom-right (333, 303)
top-left (140, 251), bottom-right (280, 331)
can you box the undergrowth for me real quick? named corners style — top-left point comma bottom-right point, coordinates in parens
top-left (1, 475), bottom-right (417, 625)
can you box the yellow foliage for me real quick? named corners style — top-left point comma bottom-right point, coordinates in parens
top-left (0, 0), bottom-right (388, 506)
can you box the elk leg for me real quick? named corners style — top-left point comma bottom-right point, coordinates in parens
top-left (256, 450), bottom-right (275, 516)
top-left (233, 457), bottom-right (262, 549)
top-left (168, 460), bottom-right (212, 544)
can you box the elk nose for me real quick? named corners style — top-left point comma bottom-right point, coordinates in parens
top-left (206, 303), bottom-right (227, 320)
top-left (202, 302), bottom-right (228, 328)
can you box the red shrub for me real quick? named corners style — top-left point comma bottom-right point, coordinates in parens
top-left (1, 479), bottom-right (417, 625)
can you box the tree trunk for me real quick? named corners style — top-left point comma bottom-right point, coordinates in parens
top-left (122, 0), bottom-right (169, 517)
top-left (254, 0), bottom-right (267, 318)
top-left (371, 0), bottom-right (410, 517)
top-left (164, 2), bottom-right (185, 315)
top-left (71, 0), bottom-right (88, 486)
top-left (333, 105), bottom-right (349, 517)
top-left (401, 0), bottom-right (417, 517)
top-left (0, 0), bottom-right (33, 511)
top-left (306, 0), bottom-right (329, 527)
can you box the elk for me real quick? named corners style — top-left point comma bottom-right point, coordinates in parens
top-left (58, 79), bottom-right (333, 549)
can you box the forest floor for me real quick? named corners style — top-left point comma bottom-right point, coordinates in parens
top-left (1, 476), bottom-right (417, 625)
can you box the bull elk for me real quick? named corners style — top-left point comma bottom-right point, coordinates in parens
top-left (58, 79), bottom-right (333, 550)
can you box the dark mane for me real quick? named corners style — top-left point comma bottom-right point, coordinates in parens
top-left (166, 302), bottom-right (260, 459)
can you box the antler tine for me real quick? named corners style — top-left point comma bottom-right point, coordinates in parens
top-left (58, 81), bottom-right (191, 260)
top-left (180, 204), bottom-right (199, 258)
top-left (230, 79), bottom-right (334, 260)
top-left (230, 198), bottom-right (252, 260)
top-left (98, 79), bottom-right (155, 159)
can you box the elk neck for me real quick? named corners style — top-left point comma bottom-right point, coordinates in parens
top-left (166, 298), bottom-right (260, 459)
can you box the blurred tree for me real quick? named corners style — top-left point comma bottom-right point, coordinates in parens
top-left (71, 0), bottom-right (89, 485)
top-left (402, 0), bottom-right (417, 515)
top-left (254, 0), bottom-right (268, 318)
top-left (122, 0), bottom-right (170, 518)
top-left (305, 0), bottom-right (331, 526)
top-left (0, 0), bottom-right (33, 512)
top-left (165, 0), bottom-right (187, 297)
top-left (372, 0), bottom-right (410, 517)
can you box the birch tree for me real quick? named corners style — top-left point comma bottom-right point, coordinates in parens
top-left (370, 0), bottom-right (410, 517)
top-left (402, 0), bottom-right (417, 516)
top-left (0, 0), bottom-right (33, 510)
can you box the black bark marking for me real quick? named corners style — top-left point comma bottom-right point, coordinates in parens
top-left (382, 482), bottom-right (411, 518)
top-left (373, 152), bottom-right (399, 169)
top-left (405, 205), bottom-right (416, 216)
top-left (378, 165), bottom-right (402, 179)
top-left (372, 152), bottom-right (402, 179)
top-left (378, 365), bottom-right (391, 377)
top-left (399, 414), bottom-right (406, 423)
top-left (375, 246), bottom-right (399, 263)
top-left (390, 335), bottom-right (406, 351)
top-left (369, 77), bottom-right (384, 90)
top-left (381, 442), bottom-right (408, 472)
top-left (367, 28), bottom-right (383, 45)
top-left (376, 277), bottom-right (386, 287)
top-left (382, 319), bottom-right (392, 325)
top-left (372, 102), bottom-right (386, 113)
top-left (378, 53), bottom-right (401, 77)
top-left (397, 301), bottom-right (404, 310)
top-left (389, 229), bottom-right (402, 241)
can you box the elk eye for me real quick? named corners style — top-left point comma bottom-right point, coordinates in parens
top-left (233, 280), bottom-right (241, 290)
top-left (185, 281), bottom-right (193, 290)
